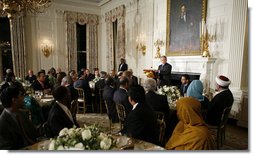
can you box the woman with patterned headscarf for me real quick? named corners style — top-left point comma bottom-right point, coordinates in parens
top-left (165, 97), bottom-right (215, 150)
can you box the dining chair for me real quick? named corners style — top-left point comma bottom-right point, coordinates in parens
top-left (104, 100), bottom-right (112, 133)
top-left (116, 103), bottom-right (126, 130)
top-left (70, 100), bottom-right (78, 121)
top-left (208, 106), bottom-right (232, 149)
top-left (75, 88), bottom-right (86, 114)
top-left (154, 111), bottom-right (166, 146)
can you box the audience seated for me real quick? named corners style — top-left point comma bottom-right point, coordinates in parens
top-left (32, 71), bottom-right (51, 94)
top-left (186, 80), bottom-right (210, 111)
top-left (103, 77), bottom-right (119, 123)
top-left (113, 76), bottom-right (132, 116)
top-left (0, 72), bottom-right (16, 92)
top-left (85, 69), bottom-right (94, 81)
top-left (74, 74), bottom-right (92, 105)
top-left (165, 97), bottom-right (215, 150)
top-left (25, 69), bottom-right (37, 84)
top-left (129, 69), bottom-right (138, 86)
top-left (179, 74), bottom-right (190, 96)
top-left (0, 86), bottom-right (38, 149)
top-left (144, 78), bottom-right (171, 140)
top-left (121, 85), bottom-right (158, 145)
top-left (47, 86), bottom-right (79, 137)
top-left (206, 75), bottom-right (234, 126)
top-left (61, 76), bottom-right (79, 107)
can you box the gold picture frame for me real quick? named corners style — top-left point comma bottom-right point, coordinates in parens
top-left (166, 0), bottom-right (207, 56)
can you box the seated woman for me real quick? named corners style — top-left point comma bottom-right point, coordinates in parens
top-left (186, 80), bottom-right (210, 114)
top-left (165, 97), bottom-right (215, 150)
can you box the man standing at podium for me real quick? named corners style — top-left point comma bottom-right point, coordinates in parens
top-left (157, 56), bottom-right (172, 87)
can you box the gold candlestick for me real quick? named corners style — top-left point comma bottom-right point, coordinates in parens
top-left (154, 39), bottom-right (164, 58)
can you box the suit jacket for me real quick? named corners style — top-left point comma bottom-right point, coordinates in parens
top-left (158, 63), bottom-right (172, 87)
top-left (121, 103), bottom-right (158, 145)
top-left (113, 88), bottom-right (132, 116)
top-left (118, 63), bottom-right (128, 72)
top-left (25, 75), bottom-right (37, 84)
top-left (67, 84), bottom-right (79, 103)
top-left (85, 74), bottom-right (94, 81)
top-left (206, 89), bottom-right (234, 126)
top-left (179, 83), bottom-right (190, 96)
top-left (0, 109), bottom-right (37, 149)
top-left (47, 103), bottom-right (78, 137)
top-left (131, 76), bottom-right (138, 86)
top-left (0, 82), bottom-right (10, 92)
top-left (95, 79), bottom-right (106, 92)
top-left (74, 79), bottom-right (92, 104)
top-left (103, 86), bottom-right (119, 123)
top-left (32, 80), bottom-right (51, 91)
top-left (146, 91), bottom-right (170, 120)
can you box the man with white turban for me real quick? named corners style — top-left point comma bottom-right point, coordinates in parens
top-left (206, 75), bottom-right (234, 126)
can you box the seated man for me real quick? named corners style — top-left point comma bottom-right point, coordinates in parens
top-left (206, 75), bottom-right (234, 126)
top-left (121, 85), bottom-right (158, 145)
top-left (61, 76), bottom-right (78, 106)
top-left (32, 71), bottom-right (51, 94)
top-left (103, 77), bottom-right (118, 123)
top-left (0, 72), bottom-right (16, 92)
top-left (47, 86), bottom-right (79, 137)
top-left (0, 86), bottom-right (38, 149)
top-left (179, 74), bottom-right (190, 96)
top-left (25, 69), bottom-right (37, 84)
top-left (113, 76), bottom-right (132, 116)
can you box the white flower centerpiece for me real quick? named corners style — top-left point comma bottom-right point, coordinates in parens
top-left (48, 125), bottom-right (115, 150)
top-left (156, 85), bottom-right (181, 109)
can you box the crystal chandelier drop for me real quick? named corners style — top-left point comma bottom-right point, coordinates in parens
top-left (0, 0), bottom-right (52, 19)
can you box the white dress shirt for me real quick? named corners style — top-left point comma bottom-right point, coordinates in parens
top-left (132, 102), bottom-right (139, 110)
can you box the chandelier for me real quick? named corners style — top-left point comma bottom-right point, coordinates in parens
top-left (0, 0), bottom-right (52, 19)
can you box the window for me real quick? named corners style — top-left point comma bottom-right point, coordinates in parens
top-left (76, 23), bottom-right (87, 72)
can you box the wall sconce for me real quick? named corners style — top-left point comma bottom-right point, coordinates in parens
top-left (154, 39), bottom-right (164, 58)
top-left (136, 32), bottom-right (146, 55)
top-left (41, 40), bottom-right (52, 58)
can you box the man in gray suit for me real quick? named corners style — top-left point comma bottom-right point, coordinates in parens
top-left (157, 56), bottom-right (172, 87)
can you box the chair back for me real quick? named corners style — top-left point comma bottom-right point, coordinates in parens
top-left (99, 89), bottom-right (104, 113)
top-left (104, 100), bottom-right (112, 133)
top-left (76, 88), bottom-right (85, 100)
top-left (116, 103), bottom-right (126, 129)
top-left (75, 88), bottom-right (86, 113)
top-left (220, 106), bottom-right (232, 128)
top-left (154, 111), bottom-right (165, 122)
top-left (154, 111), bottom-right (166, 146)
top-left (70, 100), bottom-right (78, 121)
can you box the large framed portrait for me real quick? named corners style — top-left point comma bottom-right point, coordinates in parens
top-left (166, 0), bottom-right (207, 56)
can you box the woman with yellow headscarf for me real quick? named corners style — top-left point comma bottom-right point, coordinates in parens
top-left (165, 97), bottom-right (215, 150)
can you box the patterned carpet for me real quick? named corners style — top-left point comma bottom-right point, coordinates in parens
top-left (76, 113), bottom-right (248, 150)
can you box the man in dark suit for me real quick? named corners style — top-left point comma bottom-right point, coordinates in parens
top-left (25, 69), bottom-right (37, 84)
top-left (61, 76), bottom-right (78, 107)
top-left (113, 76), bottom-right (132, 116)
top-left (206, 75), bottom-right (234, 126)
top-left (129, 69), bottom-right (138, 86)
top-left (157, 56), bottom-right (172, 87)
top-left (95, 71), bottom-right (107, 92)
top-left (74, 74), bottom-right (92, 105)
top-left (103, 77), bottom-right (118, 123)
top-left (121, 85), bottom-right (158, 145)
top-left (85, 69), bottom-right (94, 81)
top-left (179, 74), bottom-right (190, 96)
top-left (0, 86), bottom-right (38, 149)
top-left (118, 58), bottom-right (128, 72)
top-left (0, 72), bottom-right (15, 92)
top-left (47, 86), bottom-right (79, 137)
top-left (144, 78), bottom-right (173, 141)
top-left (32, 71), bottom-right (51, 94)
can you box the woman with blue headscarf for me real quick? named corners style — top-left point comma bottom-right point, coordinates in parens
top-left (186, 80), bottom-right (210, 118)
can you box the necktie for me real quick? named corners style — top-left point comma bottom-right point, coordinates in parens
top-left (16, 114), bottom-right (35, 144)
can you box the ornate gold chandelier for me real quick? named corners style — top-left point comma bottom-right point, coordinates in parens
top-left (0, 0), bottom-right (52, 19)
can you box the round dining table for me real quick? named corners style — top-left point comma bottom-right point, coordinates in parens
top-left (21, 135), bottom-right (165, 151)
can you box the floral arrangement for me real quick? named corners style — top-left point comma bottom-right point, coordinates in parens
top-left (156, 85), bottom-right (181, 104)
top-left (48, 125), bottom-right (115, 150)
